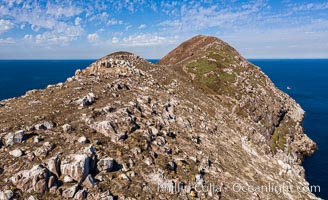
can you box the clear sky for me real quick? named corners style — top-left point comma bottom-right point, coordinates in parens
top-left (0, 0), bottom-right (328, 59)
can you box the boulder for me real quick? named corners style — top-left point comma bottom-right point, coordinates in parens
top-left (62, 184), bottom-right (79, 198)
top-left (9, 148), bottom-right (23, 157)
top-left (67, 77), bottom-right (74, 82)
top-left (4, 130), bottom-right (24, 146)
top-left (35, 121), bottom-right (54, 130)
top-left (47, 155), bottom-right (61, 177)
top-left (33, 142), bottom-right (55, 157)
top-left (43, 121), bottom-right (54, 130)
top-left (75, 69), bottom-right (81, 76)
top-left (91, 108), bottom-right (140, 142)
top-left (33, 136), bottom-right (40, 143)
top-left (11, 165), bottom-right (49, 193)
top-left (77, 93), bottom-right (96, 107)
top-left (62, 124), bottom-right (72, 133)
top-left (27, 196), bottom-right (38, 200)
top-left (74, 188), bottom-right (88, 199)
top-left (162, 99), bottom-right (179, 124)
top-left (119, 173), bottom-right (130, 181)
top-left (97, 158), bottom-right (115, 172)
top-left (61, 154), bottom-right (90, 183)
top-left (63, 175), bottom-right (74, 183)
top-left (0, 190), bottom-right (14, 200)
top-left (61, 146), bottom-right (96, 183)
top-left (78, 136), bottom-right (88, 144)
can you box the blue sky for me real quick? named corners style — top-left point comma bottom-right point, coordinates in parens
top-left (0, 0), bottom-right (328, 59)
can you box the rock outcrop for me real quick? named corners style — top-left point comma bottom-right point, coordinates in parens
top-left (0, 35), bottom-right (318, 199)
top-left (3, 130), bottom-right (24, 146)
top-left (11, 165), bottom-right (50, 193)
top-left (60, 145), bottom-right (97, 183)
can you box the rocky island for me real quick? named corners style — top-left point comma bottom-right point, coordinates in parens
top-left (0, 35), bottom-right (318, 199)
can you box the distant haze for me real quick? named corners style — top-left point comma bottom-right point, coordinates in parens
top-left (0, 0), bottom-right (328, 59)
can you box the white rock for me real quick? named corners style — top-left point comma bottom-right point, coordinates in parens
top-left (47, 156), bottom-right (60, 177)
top-left (75, 69), bottom-right (81, 76)
top-left (33, 136), bottom-right (40, 143)
top-left (35, 121), bottom-right (54, 130)
top-left (97, 158), bottom-right (115, 172)
top-left (33, 142), bottom-right (54, 157)
top-left (96, 175), bottom-right (104, 182)
top-left (74, 188), bottom-right (88, 199)
top-left (61, 154), bottom-right (90, 183)
top-left (195, 174), bottom-right (204, 185)
top-left (63, 176), bottom-right (74, 183)
top-left (277, 160), bottom-right (292, 171)
top-left (27, 195), bottom-right (38, 200)
top-left (119, 173), bottom-right (130, 181)
top-left (62, 124), bottom-right (72, 133)
top-left (10, 164), bottom-right (49, 193)
top-left (151, 127), bottom-right (159, 135)
top-left (77, 93), bottom-right (96, 107)
top-left (91, 108), bottom-right (139, 142)
top-left (0, 190), bottom-right (14, 200)
top-left (25, 89), bottom-right (38, 96)
top-left (62, 184), bottom-right (79, 198)
top-left (46, 84), bottom-right (55, 89)
top-left (127, 171), bottom-right (135, 178)
top-left (9, 149), bottom-right (23, 157)
top-left (143, 157), bottom-right (153, 166)
top-left (43, 121), bottom-right (54, 130)
top-left (4, 130), bottom-right (24, 146)
top-left (78, 136), bottom-right (87, 144)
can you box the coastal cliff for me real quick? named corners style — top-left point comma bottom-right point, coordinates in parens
top-left (0, 35), bottom-right (318, 199)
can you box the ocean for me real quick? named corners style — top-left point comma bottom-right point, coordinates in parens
top-left (0, 60), bottom-right (95, 100)
top-left (0, 59), bottom-right (327, 199)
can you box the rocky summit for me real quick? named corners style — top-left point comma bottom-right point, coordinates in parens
top-left (0, 35), bottom-right (318, 200)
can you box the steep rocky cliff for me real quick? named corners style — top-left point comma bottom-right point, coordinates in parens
top-left (0, 35), bottom-right (318, 199)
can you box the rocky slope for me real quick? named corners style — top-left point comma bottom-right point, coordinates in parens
top-left (0, 35), bottom-right (318, 200)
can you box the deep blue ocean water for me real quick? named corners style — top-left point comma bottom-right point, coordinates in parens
top-left (0, 59), bottom-right (327, 199)
top-left (0, 60), bottom-right (95, 100)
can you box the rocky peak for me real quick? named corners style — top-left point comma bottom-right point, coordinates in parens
top-left (78, 51), bottom-right (150, 77)
top-left (158, 34), bottom-right (239, 65)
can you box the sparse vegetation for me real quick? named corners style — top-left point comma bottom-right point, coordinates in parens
top-left (185, 51), bottom-right (237, 94)
top-left (187, 58), bottom-right (217, 74)
top-left (208, 49), bottom-right (237, 67)
top-left (269, 127), bottom-right (287, 153)
top-left (269, 129), bottom-right (279, 154)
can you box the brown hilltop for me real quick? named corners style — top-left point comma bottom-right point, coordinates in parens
top-left (0, 35), bottom-right (318, 199)
top-left (158, 34), bottom-right (238, 65)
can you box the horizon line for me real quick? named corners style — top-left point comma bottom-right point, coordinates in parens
top-left (1, 58), bottom-right (328, 60)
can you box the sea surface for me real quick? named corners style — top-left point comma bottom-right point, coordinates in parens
top-left (0, 59), bottom-right (327, 199)
top-left (0, 60), bottom-right (95, 100)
